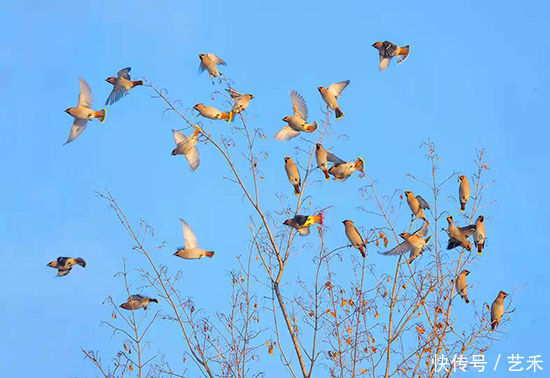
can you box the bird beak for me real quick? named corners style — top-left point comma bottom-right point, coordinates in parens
top-left (64, 108), bottom-right (70, 114)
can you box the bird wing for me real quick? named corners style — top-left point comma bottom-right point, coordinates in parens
top-left (206, 53), bottom-right (225, 65)
top-left (290, 90), bottom-right (308, 120)
top-left (185, 146), bottom-right (200, 171)
top-left (105, 84), bottom-right (128, 106)
top-left (57, 268), bottom-right (72, 277)
top-left (414, 222), bottom-right (429, 238)
top-left (117, 67), bottom-right (131, 79)
top-left (326, 151), bottom-right (345, 164)
top-left (64, 118), bottom-right (88, 145)
top-left (328, 80), bottom-right (350, 98)
top-left (296, 227), bottom-right (310, 236)
top-left (128, 294), bottom-right (143, 301)
top-left (416, 195), bottom-right (430, 210)
top-left (380, 241), bottom-right (412, 256)
top-left (226, 88), bottom-right (243, 100)
top-left (78, 78), bottom-right (93, 108)
top-left (275, 126), bottom-right (300, 141)
top-left (172, 129), bottom-right (186, 145)
top-left (379, 56), bottom-right (391, 71)
top-left (459, 225), bottom-right (477, 237)
top-left (180, 219), bottom-right (200, 248)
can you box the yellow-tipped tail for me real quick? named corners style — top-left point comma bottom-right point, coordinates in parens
top-left (95, 109), bottom-right (106, 123)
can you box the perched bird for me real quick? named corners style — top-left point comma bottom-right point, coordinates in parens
top-left (315, 143), bottom-right (343, 180)
top-left (404, 190), bottom-right (430, 225)
top-left (193, 103), bottom-right (232, 122)
top-left (474, 215), bottom-right (486, 255)
top-left (446, 215), bottom-right (476, 251)
top-left (458, 175), bottom-right (471, 212)
top-left (318, 80), bottom-right (350, 119)
top-left (226, 88), bottom-right (254, 114)
top-left (171, 129), bottom-right (200, 171)
top-left (120, 295), bottom-right (158, 311)
top-left (198, 53), bottom-right (225, 83)
top-left (174, 219), bottom-right (215, 259)
top-left (283, 214), bottom-right (323, 236)
top-left (275, 91), bottom-right (318, 141)
top-left (380, 222), bottom-right (431, 263)
top-left (372, 41), bottom-right (410, 71)
top-left (64, 78), bottom-right (106, 145)
top-left (105, 67), bottom-right (143, 105)
top-left (342, 220), bottom-right (366, 258)
top-left (328, 157), bottom-right (364, 181)
top-left (490, 291), bottom-right (508, 330)
top-left (284, 157), bottom-right (301, 195)
top-left (455, 269), bottom-right (470, 304)
top-left (47, 257), bottom-right (86, 277)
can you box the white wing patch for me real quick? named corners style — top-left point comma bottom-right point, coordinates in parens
top-left (328, 80), bottom-right (350, 98)
top-left (275, 126), bottom-right (300, 141)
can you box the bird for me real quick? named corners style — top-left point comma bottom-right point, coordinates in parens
top-left (474, 215), bottom-right (486, 255)
top-left (372, 41), bottom-right (410, 71)
top-left (455, 269), bottom-right (470, 304)
top-left (198, 53), bottom-right (225, 83)
top-left (446, 215), bottom-right (476, 251)
top-left (105, 67), bottom-right (143, 105)
top-left (275, 90), bottom-right (318, 141)
top-left (64, 78), bottom-right (106, 145)
top-left (47, 257), bottom-right (86, 277)
top-left (404, 191), bottom-right (430, 225)
top-left (490, 291), bottom-right (508, 330)
top-left (458, 175), bottom-right (471, 212)
top-left (283, 214), bottom-right (323, 236)
top-left (174, 219), bottom-right (215, 259)
top-left (226, 88), bottom-right (254, 114)
top-left (318, 80), bottom-right (350, 119)
top-left (284, 157), bottom-right (301, 195)
top-left (342, 220), bottom-right (366, 258)
top-left (315, 143), bottom-right (344, 180)
top-left (380, 222), bottom-right (431, 263)
top-left (119, 295), bottom-right (159, 311)
top-left (171, 129), bottom-right (200, 171)
top-left (193, 103), bottom-right (233, 122)
top-left (328, 157), bottom-right (364, 181)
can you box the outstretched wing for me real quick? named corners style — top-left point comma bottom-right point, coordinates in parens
top-left (416, 195), bottom-right (430, 210)
top-left (172, 129), bottom-right (186, 145)
top-left (78, 78), bottom-right (93, 108)
top-left (117, 67), bottom-right (131, 79)
top-left (380, 241), bottom-right (411, 256)
top-left (290, 90), bottom-right (308, 120)
top-left (328, 80), bottom-right (350, 98)
top-left (185, 146), bottom-right (200, 171)
top-left (180, 219), bottom-right (200, 249)
top-left (206, 53), bottom-right (226, 65)
top-left (459, 225), bottom-right (477, 238)
top-left (414, 222), bottom-right (429, 237)
top-left (64, 118), bottom-right (88, 145)
top-left (275, 126), bottom-right (300, 141)
top-left (105, 85), bottom-right (128, 105)
top-left (326, 151), bottom-right (345, 164)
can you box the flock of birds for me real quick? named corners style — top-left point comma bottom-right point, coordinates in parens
top-left (48, 41), bottom-right (508, 328)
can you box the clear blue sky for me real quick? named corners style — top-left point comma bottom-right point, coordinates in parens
top-left (1, 0), bottom-right (549, 376)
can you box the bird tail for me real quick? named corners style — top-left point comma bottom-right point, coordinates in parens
top-left (205, 251), bottom-right (215, 258)
top-left (359, 245), bottom-right (366, 258)
top-left (293, 184), bottom-right (301, 195)
top-left (95, 109), bottom-right (106, 123)
top-left (464, 296), bottom-right (470, 304)
top-left (150, 298), bottom-right (159, 303)
top-left (354, 157), bottom-right (365, 171)
top-left (396, 45), bottom-right (410, 63)
top-left (304, 121), bottom-right (318, 132)
top-left (323, 169), bottom-right (330, 180)
top-left (132, 80), bottom-right (144, 87)
top-left (335, 107), bottom-right (344, 119)
top-left (220, 111), bottom-right (233, 123)
top-left (477, 243), bottom-right (483, 255)
top-left (308, 213), bottom-right (324, 227)
top-left (75, 258), bottom-right (86, 268)
top-left (460, 202), bottom-right (466, 212)
top-left (425, 235), bottom-right (432, 244)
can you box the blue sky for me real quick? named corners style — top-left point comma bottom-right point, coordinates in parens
top-left (1, 0), bottom-right (549, 376)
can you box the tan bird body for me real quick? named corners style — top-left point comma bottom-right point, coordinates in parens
top-left (284, 157), bottom-right (301, 195)
top-left (105, 67), bottom-right (143, 105)
top-left (171, 129), bottom-right (200, 171)
top-left (474, 215), bottom-right (486, 255)
top-left (458, 175), bottom-right (471, 212)
top-left (372, 41), bottom-right (410, 71)
top-left (343, 220), bottom-right (366, 257)
top-left (120, 295), bottom-right (158, 311)
top-left (47, 257), bottom-right (86, 277)
top-left (64, 78), bottom-right (106, 144)
top-left (491, 291), bottom-right (508, 330)
top-left (198, 53), bottom-right (225, 82)
top-left (455, 269), bottom-right (470, 304)
top-left (318, 80), bottom-right (350, 119)
top-left (194, 103), bottom-right (232, 122)
top-left (446, 215), bottom-right (476, 251)
top-left (227, 89), bottom-right (254, 114)
top-left (283, 214), bottom-right (323, 236)
top-left (405, 191), bottom-right (430, 225)
top-left (174, 219), bottom-right (215, 259)
top-left (380, 222), bottom-right (431, 263)
top-left (275, 91), bottom-right (318, 141)
top-left (328, 157), bottom-right (364, 181)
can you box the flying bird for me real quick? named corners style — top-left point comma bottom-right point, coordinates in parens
top-left (342, 220), bottom-right (366, 258)
top-left (226, 88), bottom-right (254, 114)
top-left (120, 295), bottom-right (159, 311)
top-left (283, 214), bottom-right (323, 236)
top-left (404, 190), bottom-right (430, 225)
top-left (47, 257), bottom-right (86, 277)
top-left (193, 103), bottom-right (233, 122)
top-left (491, 291), bottom-right (508, 330)
top-left (446, 215), bottom-right (476, 251)
top-left (105, 67), bottom-right (143, 105)
top-left (64, 78), bottom-right (106, 144)
top-left (372, 41), bottom-right (410, 71)
top-left (455, 269), bottom-right (470, 304)
top-left (315, 143), bottom-right (344, 180)
top-left (284, 157), bottom-right (301, 195)
top-left (474, 215), bottom-right (486, 255)
top-left (318, 80), bottom-right (350, 119)
top-left (328, 157), bottom-right (364, 181)
top-left (174, 219), bottom-right (215, 259)
top-left (458, 175), bottom-right (471, 212)
top-left (275, 90), bottom-right (318, 141)
top-left (171, 129), bottom-right (200, 171)
top-left (198, 53), bottom-right (225, 83)
top-left (380, 222), bottom-right (431, 263)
